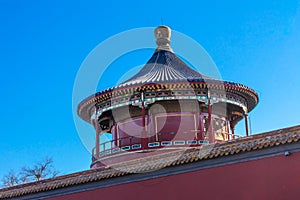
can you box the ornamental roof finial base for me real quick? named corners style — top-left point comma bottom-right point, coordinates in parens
top-left (154, 25), bottom-right (173, 52)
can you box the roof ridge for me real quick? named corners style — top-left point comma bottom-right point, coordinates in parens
top-left (2, 124), bottom-right (300, 198)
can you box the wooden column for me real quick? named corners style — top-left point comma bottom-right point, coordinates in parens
top-left (142, 101), bottom-right (146, 128)
top-left (245, 113), bottom-right (249, 137)
top-left (113, 125), bottom-right (118, 147)
top-left (207, 99), bottom-right (214, 143)
top-left (230, 123), bottom-right (235, 139)
top-left (226, 120), bottom-right (230, 140)
top-left (154, 114), bottom-right (159, 142)
top-left (198, 114), bottom-right (203, 141)
top-left (93, 118), bottom-right (100, 159)
top-left (193, 113), bottom-right (198, 140)
top-left (141, 92), bottom-right (147, 149)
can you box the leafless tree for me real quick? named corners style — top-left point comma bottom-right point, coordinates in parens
top-left (20, 157), bottom-right (59, 182)
top-left (1, 170), bottom-right (19, 187)
top-left (1, 157), bottom-right (59, 188)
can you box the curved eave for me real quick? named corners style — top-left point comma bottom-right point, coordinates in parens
top-left (78, 81), bottom-right (258, 123)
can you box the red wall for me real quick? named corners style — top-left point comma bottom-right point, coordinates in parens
top-left (48, 152), bottom-right (300, 200)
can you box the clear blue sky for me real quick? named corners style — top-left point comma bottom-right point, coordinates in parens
top-left (0, 0), bottom-right (300, 178)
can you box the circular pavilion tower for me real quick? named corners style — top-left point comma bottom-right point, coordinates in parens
top-left (78, 26), bottom-right (258, 168)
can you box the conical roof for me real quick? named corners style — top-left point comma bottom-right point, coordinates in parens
top-left (78, 26), bottom-right (259, 123)
top-left (116, 50), bottom-right (212, 88)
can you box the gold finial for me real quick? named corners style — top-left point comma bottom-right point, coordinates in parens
top-left (154, 25), bottom-right (173, 52)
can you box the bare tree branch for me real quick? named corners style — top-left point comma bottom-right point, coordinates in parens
top-left (1, 170), bottom-right (19, 187)
top-left (20, 157), bottom-right (58, 182)
top-left (2, 157), bottom-right (59, 188)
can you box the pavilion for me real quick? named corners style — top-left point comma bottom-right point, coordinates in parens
top-left (1, 26), bottom-right (299, 200)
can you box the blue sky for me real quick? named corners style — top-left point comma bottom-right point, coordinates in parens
top-left (0, 0), bottom-right (300, 178)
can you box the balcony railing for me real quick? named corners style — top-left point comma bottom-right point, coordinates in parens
top-left (92, 132), bottom-right (243, 160)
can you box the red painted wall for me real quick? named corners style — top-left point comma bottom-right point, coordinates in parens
top-left (48, 152), bottom-right (300, 200)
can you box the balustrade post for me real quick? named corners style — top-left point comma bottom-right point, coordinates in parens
top-left (103, 143), bottom-right (105, 155)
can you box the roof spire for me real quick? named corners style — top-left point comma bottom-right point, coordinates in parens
top-left (154, 25), bottom-right (173, 52)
